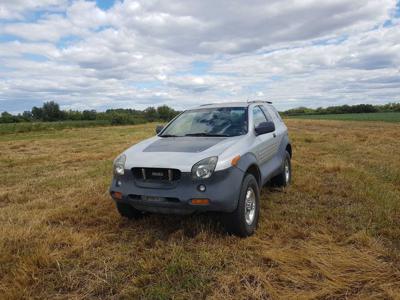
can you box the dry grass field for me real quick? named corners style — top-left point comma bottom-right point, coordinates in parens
top-left (1, 120), bottom-right (400, 299)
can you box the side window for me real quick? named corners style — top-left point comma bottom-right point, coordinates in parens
top-left (268, 105), bottom-right (283, 122)
top-left (253, 106), bottom-right (268, 128)
top-left (260, 106), bottom-right (273, 122)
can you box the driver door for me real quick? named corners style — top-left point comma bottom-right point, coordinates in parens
top-left (252, 106), bottom-right (277, 166)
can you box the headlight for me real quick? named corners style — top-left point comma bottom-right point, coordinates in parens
top-left (191, 156), bottom-right (218, 179)
top-left (113, 154), bottom-right (126, 175)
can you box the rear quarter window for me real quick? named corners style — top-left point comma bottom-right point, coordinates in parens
top-left (265, 105), bottom-right (283, 122)
top-left (260, 106), bottom-right (274, 122)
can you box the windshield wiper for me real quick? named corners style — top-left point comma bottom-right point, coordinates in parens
top-left (160, 134), bottom-right (180, 137)
top-left (185, 133), bottom-right (230, 137)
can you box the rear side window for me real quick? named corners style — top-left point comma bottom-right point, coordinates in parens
top-left (253, 106), bottom-right (268, 128)
top-left (264, 105), bottom-right (283, 122)
top-left (260, 106), bottom-right (273, 122)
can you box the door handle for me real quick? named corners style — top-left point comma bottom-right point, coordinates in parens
top-left (273, 133), bottom-right (277, 138)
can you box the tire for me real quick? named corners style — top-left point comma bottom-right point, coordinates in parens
top-left (224, 173), bottom-right (260, 237)
top-left (116, 202), bottom-right (143, 219)
top-left (271, 151), bottom-right (291, 187)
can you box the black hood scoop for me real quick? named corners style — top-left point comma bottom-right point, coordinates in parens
top-left (143, 137), bottom-right (226, 153)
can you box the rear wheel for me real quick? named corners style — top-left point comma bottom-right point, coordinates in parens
top-left (116, 202), bottom-right (143, 219)
top-left (224, 173), bottom-right (260, 237)
top-left (271, 151), bottom-right (291, 187)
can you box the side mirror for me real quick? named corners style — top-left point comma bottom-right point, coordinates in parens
top-left (255, 121), bottom-right (275, 135)
top-left (155, 125), bottom-right (164, 134)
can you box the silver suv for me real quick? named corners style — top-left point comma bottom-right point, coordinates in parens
top-left (110, 101), bottom-right (292, 236)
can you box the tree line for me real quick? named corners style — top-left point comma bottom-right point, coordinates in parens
top-left (0, 101), bottom-right (179, 124)
top-left (281, 102), bottom-right (400, 116)
top-left (1, 101), bottom-right (399, 124)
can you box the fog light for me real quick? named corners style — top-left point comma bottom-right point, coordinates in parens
top-left (116, 180), bottom-right (122, 187)
top-left (198, 184), bottom-right (206, 192)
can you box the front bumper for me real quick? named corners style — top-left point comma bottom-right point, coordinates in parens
top-left (109, 166), bottom-right (244, 214)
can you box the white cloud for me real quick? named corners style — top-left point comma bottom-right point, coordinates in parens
top-left (0, 0), bottom-right (399, 112)
top-left (0, 0), bottom-right (67, 20)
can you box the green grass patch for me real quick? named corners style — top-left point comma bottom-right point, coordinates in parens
top-left (287, 112), bottom-right (400, 122)
top-left (0, 120), bottom-right (113, 134)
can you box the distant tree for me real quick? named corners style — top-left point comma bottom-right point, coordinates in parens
top-left (42, 101), bottom-right (65, 121)
top-left (1, 101), bottom-right (396, 125)
top-left (380, 102), bottom-right (400, 112)
top-left (22, 111), bottom-right (33, 121)
top-left (82, 110), bottom-right (97, 120)
top-left (31, 106), bottom-right (43, 120)
top-left (110, 113), bottom-right (125, 125)
top-left (340, 105), bottom-right (351, 113)
top-left (282, 102), bottom-right (387, 116)
top-left (282, 106), bottom-right (314, 116)
top-left (157, 105), bottom-right (176, 121)
top-left (0, 112), bottom-right (14, 123)
top-left (144, 107), bottom-right (158, 121)
top-left (315, 107), bottom-right (324, 114)
top-left (355, 104), bottom-right (377, 113)
top-left (65, 110), bottom-right (83, 121)
top-left (109, 113), bottom-right (137, 125)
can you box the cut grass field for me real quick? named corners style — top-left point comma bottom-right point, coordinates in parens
top-left (0, 120), bottom-right (114, 135)
top-left (1, 120), bottom-right (400, 299)
top-left (0, 119), bottom-right (152, 135)
top-left (287, 111), bottom-right (400, 122)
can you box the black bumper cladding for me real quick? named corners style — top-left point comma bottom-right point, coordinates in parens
top-left (110, 167), bottom-right (244, 214)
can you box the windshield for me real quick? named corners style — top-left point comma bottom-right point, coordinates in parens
top-left (160, 107), bottom-right (248, 137)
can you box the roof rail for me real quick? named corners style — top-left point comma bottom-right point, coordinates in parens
top-left (247, 99), bottom-right (272, 104)
top-left (199, 103), bottom-right (212, 106)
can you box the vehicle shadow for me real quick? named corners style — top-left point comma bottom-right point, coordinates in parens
top-left (117, 211), bottom-right (227, 241)
top-left (114, 182), bottom-right (285, 241)
top-left (116, 182), bottom-right (286, 240)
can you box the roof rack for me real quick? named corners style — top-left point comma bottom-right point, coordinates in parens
top-left (247, 100), bottom-right (272, 104)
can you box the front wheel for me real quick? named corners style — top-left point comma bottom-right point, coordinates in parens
top-left (224, 173), bottom-right (260, 237)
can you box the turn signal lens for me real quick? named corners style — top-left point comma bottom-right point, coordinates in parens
top-left (112, 191), bottom-right (123, 200)
top-left (191, 198), bottom-right (209, 205)
top-left (231, 155), bottom-right (241, 166)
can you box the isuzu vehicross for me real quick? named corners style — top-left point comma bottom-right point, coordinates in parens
top-left (110, 101), bottom-right (292, 237)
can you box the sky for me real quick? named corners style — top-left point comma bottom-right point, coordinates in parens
top-left (0, 0), bottom-right (399, 113)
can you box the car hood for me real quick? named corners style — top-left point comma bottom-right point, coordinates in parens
top-left (124, 135), bottom-right (242, 172)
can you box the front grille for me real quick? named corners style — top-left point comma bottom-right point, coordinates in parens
top-left (132, 168), bottom-right (181, 182)
top-left (128, 194), bottom-right (180, 203)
